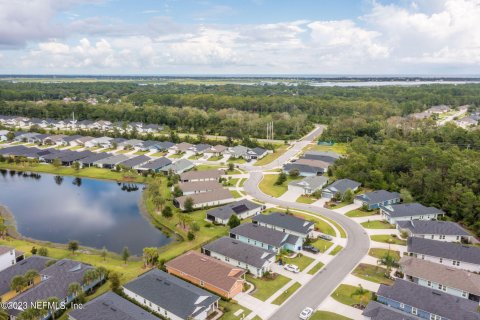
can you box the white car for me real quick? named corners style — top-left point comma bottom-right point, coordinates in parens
top-left (299, 307), bottom-right (313, 319)
top-left (284, 264), bottom-right (300, 273)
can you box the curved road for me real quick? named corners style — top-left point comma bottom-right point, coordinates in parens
top-left (241, 126), bottom-right (370, 320)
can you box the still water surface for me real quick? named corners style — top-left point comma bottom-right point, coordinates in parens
top-left (0, 170), bottom-right (171, 255)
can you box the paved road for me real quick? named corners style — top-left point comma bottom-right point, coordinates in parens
top-left (241, 125), bottom-right (370, 320)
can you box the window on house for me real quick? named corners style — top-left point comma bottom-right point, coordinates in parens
top-left (456, 236), bottom-right (460, 240)
top-left (431, 235), bottom-right (434, 239)
top-left (462, 291), bottom-right (467, 297)
top-left (412, 307), bottom-right (418, 315)
top-left (430, 314), bottom-right (441, 320)
top-left (200, 281), bottom-right (205, 286)
top-left (421, 255), bottom-right (425, 260)
top-left (439, 258), bottom-right (443, 263)
top-left (400, 303), bottom-right (405, 309)
top-left (427, 281), bottom-right (431, 286)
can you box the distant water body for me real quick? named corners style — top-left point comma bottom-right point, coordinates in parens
top-left (308, 80), bottom-right (480, 87)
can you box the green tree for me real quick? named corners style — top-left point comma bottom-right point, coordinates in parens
top-left (288, 169), bottom-right (300, 178)
top-left (45, 296), bottom-right (60, 320)
top-left (24, 269), bottom-right (38, 286)
top-left (162, 206), bottom-right (173, 218)
top-left (71, 161), bottom-right (80, 171)
top-left (184, 197), bottom-right (194, 212)
top-left (109, 271), bottom-right (121, 292)
top-left (68, 240), bottom-right (79, 254)
top-left (101, 246), bottom-right (108, 261)
top-left (400, 188), bottom-right (414, 203)
top-left (228, 162), bottom-right (235, 172)
top-left (52, 158), bottom-right (61, 168)
top-left (343, 188), bottom-right (354, 204)
top-left (67, 282), bottom-right (82, 299)
top-left (187, 231), bottom-right (195, 241)
top-left (37, 247), bottom-right (48, 256)
top-left (10, 275), bottom-right (26, 293)
top-left (6, 131), bottom-right (14, 141)
top-left (172, 185), bottom-right (183, 197)
top-left (227, 215), bottom-right (241, 229)
top-left (143, 247), bottom-right (159, 267)
top-left (275, 172), bottom-right (287, 185)
top-left (122, 247), bottom-right (130, 264)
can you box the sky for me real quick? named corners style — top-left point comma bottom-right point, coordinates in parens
top-left (0, 0), bottom-right (479, 75)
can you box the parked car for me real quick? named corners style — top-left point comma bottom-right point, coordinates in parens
top-left (318, 234), bottom-right (333, 241)
top-left (299, 307), bottom-right (313, 319)
top-left (284, 264), bottom-right (300, 273)
top-left (303, 245), bottom-right (320, 254)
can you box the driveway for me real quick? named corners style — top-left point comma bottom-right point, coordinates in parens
top-left (278, 188), bottom-right (302, 202)
top-left (332, 203), bottom-right (362, 214)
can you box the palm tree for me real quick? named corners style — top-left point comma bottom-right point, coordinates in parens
top-left (18, 307), bottom-right (41, 320)
top-left (45, 296), bottom-right (60, 320)
top-left (67, 282), bottom-right (82, 301)
top-left (0, 308), bottom-right (9, 320)
top-left (10, 275), bottom-right (26, 293)
top-left (82, 269), bottom-right (99, 287)
top-left (351, 284), bottom-right (370, 307)
top-left (24, 269), bottom-right (39, 287)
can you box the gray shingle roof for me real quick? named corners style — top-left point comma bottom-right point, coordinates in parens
top-left (206, 199), bottom-right (262, 221)
top-left (69, 292), bottom-right (160, 320)
top-left (381, 203), bottom-right (444, 218)
top-left (94, 154), bottom-right (130, 166)
top-left (118, 155), bottom-right (150, 168)
top-left (251, 147), bottom-right (267, 156)
top-left (0, 256), bottom-right (52, 296)
top-left (355, 190), bottom-right (400, 205)
top-left (123, 269), bottom-right (219, 319)
top-left (362, 301), bottom-right (420, 320)
top-left (10, 259), bottom-right (94, 308)
top-left (323, 178), bottom-right (361, 194)
top-left (407, 237), bottom-right (480, 265)
top-left (202, 237), bottom-right (275, 269)
top-left (230, 223), bottom-right (294, 248)
top-left (283, 163), bottom-right (323, 174)
top-left (289, 176), bottom-right (328, 190)
top-left (252, 212), bottom-right (314, 235)
top-left (78, 152), bottom-right (113, 165)
top-left (140, 157), bottom-right (172, 170)
top-left (397, 220), bottom-right (470, 236)
top-left (377, 279), bottom-right (480, 320)
top-left (161, 159), bottom-right (194, 174)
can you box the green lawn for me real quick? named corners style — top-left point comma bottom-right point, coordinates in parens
top-left (226, 178), bottom-right (239, 186)
top-left (151, 151), bottom-right (167, 157)
top-left (361, 220), bottom-right (395, 229)
top-left (311, 238), bottom-right (333, 253)
top-left (228, 157), bottom-right (246, 164)
top-left (254, 145), bottom-right (289, 166)
top-left (169, 152), bottom-right (185, 158)
top-left (368, 248), bottom-right (401, 262)
top-left (311, 311), bottom-right (352, 320)
top-left (231, 190), bottom-right (243, 198)
top-left (331, 284), bottom-right (373, 307)
top-left (345, 209), bottom-right (377, 218)
top-left (208, 155), bottom-right (224, 161)
top-left (188, 154), bottom-right (203, 160)
top-left (352, 264), bottom-right (394, 285)
top-left (196, 164), bottom-right (224, 171)
top-left (328, 201), bottom-right (350, 209)
top-left (329, 245), bottom-right (343, 256)
top-left (281, 254), bottom-right (314, 271)
top-left (219, 300), bottom-right (253, 320)
top-left (319, 214), bottom-right (347, 238)
top-left (307, 261), bottom-right (325, 275)
top-left (134, 150), bottom-right (148, 155)
top-left (308, 143), bottom-right (349, 155)
top-left (263, 208), bottom-right (336, 237)
top-left (370, 235), bottom-right (407, 245)
top-left (271, 282), bottom-right (301, 305)
top-left (238, 178), bottom-right (247, 187)
top-left (70, 145), bottom-right (84, 150)
top-left (296, 195), bottom-right (317, 204)
top-left (246, 274), bottom-right (291, 301)
top-left (116, 149), bottom-right (131, 154)
top-left (258, 174), bottom-right (301, 198)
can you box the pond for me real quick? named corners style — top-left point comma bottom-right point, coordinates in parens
top-left (0, 170), bottom-right (172, 255)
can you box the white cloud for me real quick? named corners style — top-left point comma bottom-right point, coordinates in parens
top-left (2, 0), bottom-right (480, 74)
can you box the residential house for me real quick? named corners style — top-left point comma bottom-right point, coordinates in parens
top-left (8, 259), bottom-right (104, 318)
top-left (28, 133), bottom-right (51, 144)
top-left (78, 153), bottom-right (113, 168)
top-left (380, 203), bottom-right (445, 225)
top-left (282, 162), bottom-right (324, 177)
top-left (110, 137), bottom-right (126, 148)
top-left (138, 157), bottom-right (172, 173)
top-left (204, 145), bottom-right (228, 157)
top-left (179, 169), bottom-right (224, 183)
top-left (400, 256), bottom-right (480, 304)
top-left (14, 132), bottom-right (40, 143)
top-left (123, 269), bottom-right (220, 320)
top-left (0, 256), bottom-right (51, 302)
top-left (397, 220), bottom-right (472, 243)
top-left (376, 279), bottom-right (480, 320)
top-left (302, 151), bottom-right (341, 164)
top-left (288, 176), bottom-right (328, 195)
top-left (362, 301), bottom-right (425, 320)
top-left (119, 139), bottom-right (143, 150)
top-left (321, 179), bottom-right (361, 199)
top-left (202, 237), bottom-right (276, 277)
top-left (68, 291), bottom-right (160, 320)
top-left (191, 143), bottom-right (212, 154)
top-left (228, 145), bottom-right (249, 159)
top-left (160, 159), bottom-right (195, 174)
top-left (92, 120), bottom-right (112, 131)
top-left (166, 251), bottom-right (246, 299)
top-left (206, 199), bottom-right (263, 225)
top-left (142, 124), bottom-right (162, 133)
top-left (293, 158), bottom-right (331, 172)
top-left (85, 136), bottom-right (113, 148)
top-left (117, 155), bottom-right (151, 169)
top-left (136, 140), bottom-right (159, 152)
top-left (174, 189), bottom-right (234, 211)
top-left (249, 147), bottom-right (268, 160)
top-left (43, 134), bottom-right (68, 146)
top-left (354, 190), bottom-right (401, 210)
top-left (93, 154), bottom-right (130, 169)
top-left (230, 223), bottom-right (303, 253)
top-left (72, 136), bottom-right (95, 147)
top-left (456, 116), bottom-right (478, 129)
top-left (176, 181), bottom-right (223, 195)
top-left (76, 120), bottom-right (94, 129)
top-left (0, 246), bottom-right (17, 272)
top-left (252, 212), bottom-right (315, 242)
top-left (172, 142), bottom-right (193, 153)
top-left (59, 135), bottom-right (83, 146)
top-left (407, 237), bottom-right (480, 273)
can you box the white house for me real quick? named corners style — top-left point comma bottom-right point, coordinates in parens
top-left (0, 246), bottom-right (17, 272)
top-left (407, 237), bottom-right (480, 273)
top-left (174, 189), bottom-right (234, 211)
top-left (380, 203), bottom-right (445, 225)
top-left (123, 269), bottom-right (219, 320)
top-left (0, 130), bottom-right (9, 141)
top-left (252, 212), bottom-right (315, 242)
top-left (288, 176), bottom-right (328, 195)
top-left (202, 237), bottom-right (276, 277)
top-left (206, 199), bottom-right (263, 225)
top-left (397, 220), bottom-right (472, 243)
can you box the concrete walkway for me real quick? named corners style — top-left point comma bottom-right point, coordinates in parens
top-left (342, 274), bottom-right (381, 292)
top-left (318, 296), bottom-right (363, 320)
top-left (332, 203), bottom-right (361, 214)
top-left (278, 189), bottom-right (303, 202)
top-left (351, 215), bottom-right (383, 223)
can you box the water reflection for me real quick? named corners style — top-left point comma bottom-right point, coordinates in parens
top-left (0, 170), bottom-right (171, 255)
